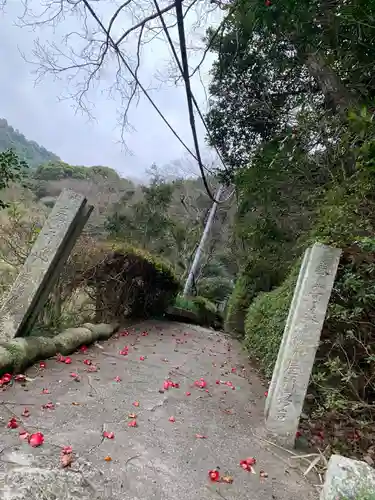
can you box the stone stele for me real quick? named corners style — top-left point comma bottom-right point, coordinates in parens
top-left (0, 189), bottom-right (92, 342)
top-left (265, 243), bottom-right (342, 447)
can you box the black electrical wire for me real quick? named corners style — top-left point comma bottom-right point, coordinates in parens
top-left (153, 0), bottom-right (235, 204)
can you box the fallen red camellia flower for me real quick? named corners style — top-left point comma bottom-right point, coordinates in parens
top-left (208, 469), bottom-right (220, 482)
top-left (215, 380), bottom-right (220, 385)
top-left (128, 420), bottom-right (137, 427)
top-left (7, 417), bottom-right (18, 429)
top-left (168, 416), bottom-right (175, 423)
top-left (264, 391), bottom-right (268, 397)
top-left (139, 356), bottom-right (145, 361)
top-left (70, 372), bottom-right (79, 378)
top-left (62, 445), bottom-right (73, 454)
top-left (80, 345), bottom-right (88, 353)
top-left (1, 373), bottom-right (12, 384)
top-left (114, 376), bottom-right (121, 382)
top-left (39, 361), bottom-right (46, 369)
top-left (231, 367), bottom-right (236, 373)
top-left (83, 359), bottom-right (91, 365)
top-left (119, 330), bottom-right (129, 336)
top-left (194, 378), bottom-right (207, 389)
top-left (42, 402), bottom-right (55, 410)
top-left (186, 391), bottom-right (191, 396)
top-left (240, 457), bottom-right (256, 472)
top-left (56, 354), bottom-right (66, 362)
top-left (22, 408), bottom-right (30, 418)
top-left (133, 401), bottom-right (140, 407)
top-left (141, 331), bottom-right (148, 336)
top-left (29, 432), bottom-right (44, 447)
top-left (103, 431), bottom-right (114, 439)
top-left (119, 348), bottom-right (128, 356)
top-left (14, 374), bottom-right (26, 382)
top-left (64, 357), bottom-right (72, 364)
top-left (42, 388), bottom-right (50, 394)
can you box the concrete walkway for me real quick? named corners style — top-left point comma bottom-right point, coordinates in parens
top-left (0, 321), bottom-right (317, 499)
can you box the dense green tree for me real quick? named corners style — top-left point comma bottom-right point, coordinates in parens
top-left (0, 149), bottom-right (28, 209)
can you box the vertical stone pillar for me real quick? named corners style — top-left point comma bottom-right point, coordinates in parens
top-left (265, 243), bottom-right (341, 447)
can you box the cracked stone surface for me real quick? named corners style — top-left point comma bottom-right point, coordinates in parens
top-left (0, 321), bottom-right (317, 499)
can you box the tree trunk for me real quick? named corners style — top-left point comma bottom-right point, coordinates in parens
top-left (305, 50), bottom-right (356, 114)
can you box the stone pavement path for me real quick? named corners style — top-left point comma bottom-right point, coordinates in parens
top-left (0, 321), bottom-right (317, 499)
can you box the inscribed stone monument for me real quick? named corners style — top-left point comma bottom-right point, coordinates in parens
top-left (0, 189), bottom-right (93, 342)
top-left (265, 243), bottom-right (341, 447)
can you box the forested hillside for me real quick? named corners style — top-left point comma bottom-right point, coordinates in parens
top-left (0, 131), bottom-right (237, 311)
top-left (205, 0), bottom-right (375, 460)
top-left (0, 118), bottom-right (59, 167)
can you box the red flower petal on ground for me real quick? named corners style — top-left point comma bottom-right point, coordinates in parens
top-left (128, 420), bottom-right (137, 427)
top-left (56, 354), bottom-right (65, 362)
top-left (231, 367), bottom-right (236, 373)
top-left (114, 376), bottom-right (121, 382)
top-left (83, 359), bottom-right (91, 365)
top-left (119, 349), bottom-right (128, 356)
top-left (195, 434), bottom-right (207, 439)
top-left (14, 374), bottom-right (26, 382)
top-left (296, 430), bottom-right (302, 438)
top-left (225, 381), bottom-right (233, 387)
top-left (42, 402), bottom-right (55, 410)
top-left (103, 431), bottom-right (114, 439)
top-left (87, 365), bottom-right (98, 372)
top-left (139, 356), bottom-right (145, 361)
top-left (22, 408), bottom-right (30, 418)
top-left (62, 445), bottom-right (73, 454)
top-left (39, 361), bottom-right (46, 369)
top-left (186, 391), bottom-right (191, 396)
top-left (168, 416), bottom-right (175, 422)
top-left (119, 330), bottom-right (129, 336)
top-left (172, 382), bottom-right (179, 388)
top-left (194, 378), bottom-right (207, 389)
top-left (29, 432), bottom-right (44, 447)
top-left (64, 357), bottom-right (72, 364)
top-left (240, 457), bottom-right (256, 472)
top-left (70, 372), bottom-right (79, 378)
top-left (7, 417), bottom-right (18, 429)
top-left (19, 430), bottom-right (29, 440)
top-left (264, 391), bottom-right (268, 397)
top-left (80, 345), bottom-right (88, 353)
top-left (2, 373), bottom-right (12, 384)
top-left (141, 331), bottom-right (148, 336)
top-left (215, 380), bottom-right (220, 385)
top-left (42, 388), bottom-right (50, 394)
top-left (132, 401), bottom-right (140, 407)
top-left (208, 470), bottom-right (220, 482)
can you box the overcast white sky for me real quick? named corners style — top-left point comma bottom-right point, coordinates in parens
top-left (0, 0), bottom-right (221, 180)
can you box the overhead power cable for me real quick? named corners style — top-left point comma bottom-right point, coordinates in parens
top-left (152, 0), bottom-right (227, 172)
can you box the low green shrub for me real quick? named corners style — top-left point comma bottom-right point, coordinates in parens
top-left (192, 296), bottom-right (222, 328)
top-left (244, 264), bottom-right (299, 377)
top-left (172, 294), bottom-right (223, 329)
top-left (82, 241), bottom-right (180, 321)
top-left (225, 252), bottom-right (288, 335)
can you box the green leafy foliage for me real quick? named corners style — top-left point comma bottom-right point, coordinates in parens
top-left (0, 149), bottom-right (28, 209)
top-left (81, 242), bottom-right (180, 321)
top-left (205, 0), bottom-right (375, 459)
top-left (0, 118), bottom-right (59, 167)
